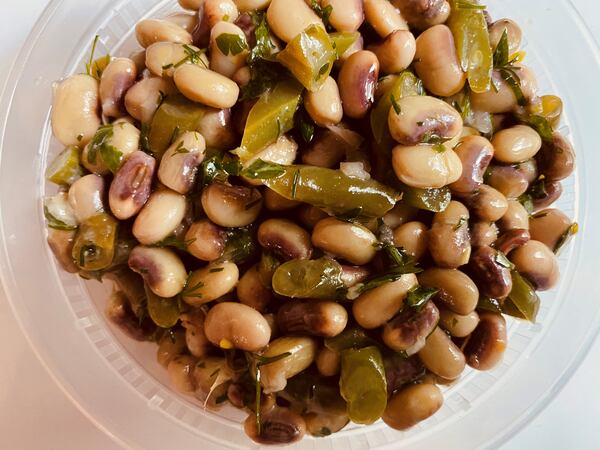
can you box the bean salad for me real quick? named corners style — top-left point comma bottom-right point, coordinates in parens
top-left (44, 0), bottom-right (578, 444)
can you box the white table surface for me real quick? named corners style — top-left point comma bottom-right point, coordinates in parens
top-left (1, 1), bottom-right (600, 449)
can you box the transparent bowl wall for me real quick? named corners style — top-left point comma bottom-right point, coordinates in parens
top-left (1, 0), bottom-right (600, 449)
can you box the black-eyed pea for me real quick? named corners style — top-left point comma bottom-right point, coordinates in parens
top-left (488, 19), bottom-right (522, 53)
top-left (499, 199), bottom-right (530, 231)
top-left (167, 355), bottom-right (197, 392)
top-left (492, 125), bottom-right (542, 163)
top-left (234, 0), bottom-right (271, 12)
top-left (466, 246), bottom-right (513, 299)
top-left (174, 65), bottom-right (240, 108)
top-left (158, 131), bottom-right (206, 194)
top-left (135, 19), bottom-right (193, 48)
top-left (100, 58), bottom-right (137, 118)
top-left (392, 144), bottom-right (463, 189)
top-left (298, 205), bottom-right (329, 230)
top-left (210, 21), bottom-right (249, 78)
top-left (303, 77), bottom-right (343, 127)
top-left (243, 135), bottom-right (298, 186)
top-left (383, 202), bottom-right (419, 229)
top-left (471, 66), bottom-right (537, 113)
top-left (237, 265), bottom-right (272, 312)
top-left (323, 0), bottom-right (364, 32)
top-left (364, 0), bottom-right (408, 38)
top-left (196, 107), bottom-right (238, 150)
top-left (449, 135), bottom-right (495, 194)
top-left (341, 265), bottom-right (371, 288)
top-left (463, 312), bottom-right (507, 371)
top-left (471, 221), bottom-right (499, 247)
top-left (258, 218), bottom-right (313, 261)
top-left (462, 185), bottom-right (509, 222)
top-left (304, 411), bottom-right (349, 437)
top-left (128, 49), bottom-right (147, 75)
top-left (353, 274), bottom-right (418, 329)
top-left (125, 77), bottom-right (177, 123)
top-left (529, 209), bottom-right (572, 251)
top-left (185, 220), bottom-right (226, 261)
top-left (180, 309), bottom-right (213, 358)
top-left (204, 301), bottom-right (270, 352)
top-left (393, 221), bottom-right (428, 260)
top-left (486, 164), bottom-right (530, 199)
top-left (51, 74), bottom-right (101, 146)
top-left (388, 95), bottom-right (463, 146)
top-left (338, 50), bottom-right (379, 119)
top-left (178, 0), bottom-right (204, 10)
top-left (494, 228), bottom-right (530, 255)
top-left (128, 246), bottom-right (188, 298)
top-left (532, 181), bottom-right (563, 212)
top-left (536, 131), bottom-right (576, 182)
top-left (145, 42), bottom-right (208, 78)
top-left (204, 0), bottom-right (239, 28)
top-left (418, 327), bottom-right (466, 380)
top-left (316, 347), bottom-right (341, 377)
top-left (382, 301), bottom-right (440, 355)
top-left (414, 25), bottom-right (466, 97)
top-left (264, 188), bottom-right (301, 211)
top-left (428, 201), bottom-right (471, 269)
top-left (132, 190), bottom-right (187, 245)
top-left (166, 12), bottom-right (199, 33)
top-left (266, 0), bottom-right (323, 43)
top-left (438, 308), bottom-right (479, 338)
top-left (301, 127), bottom-right (351, 168)
top-left (418, 268), bottom-right (479, 315)
top-left (277, 301), bottom-right (348, 338)
top-left (68, 174), bottom-right (106, 222)
top-left (182, 262), bottom-right (240, 306)
top-left (201, 182), bottom-right (262, 227)
top-left (510, 240), bottom-right (560, 291)
top-left (109, 151), bottom-right (156, 220)
top-left (245, 407), bottom-right (306, 445)
top-left (259, 336), bottom-right (318, 393)
top-left (383, 383), bottom-right (443, 431)
top-left (47, 228), bottom-right (78, 273)
top-left (157, 328), bottom-right (187, 367)
top-left (370, 30), bottom-right (416, 74)
top-left (312, 217), bottom-right (378, 265)
top-left (391, 0), bottom-right (450, 30)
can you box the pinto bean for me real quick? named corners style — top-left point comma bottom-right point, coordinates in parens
top-left (132, 190), bottom-right (187, 245)
top-left (68, 174), bottom-right (105, 222)
top-left (201, 182), bottom-right (262, 227)
top-left (461, 185), bottom-right (509, 222)
top-left (303, 77), bottom-right (343, 127)
top-left (166, 12), bottom-right (199, 33)
top-left (312, 217), bottom-right (378, 265)
top-left (438, 308), bottom-right (479, 338)
top-left (338, 50), bottom-right (379, 119)
top-left (364, 0), bottom-right (409, 38)
top-left (531, 180), bottom-right (562, 212)
top-left (145, 42), bottom-right (208, 78)
top-left (494, 228), bottom-right (530, 255)
top-left (277, 301), bottom-right (348, 338)
top-left (180, 309), bottom-right (213, 358)
top-left (323, 0), bottom-right (364, 32)
top-left (185, 220), bottom-right (226, 261)
top-left (125, 77), bottom-right (177, 123)
top-left (158, 131), bottom-right (206, 194)
top-left (174, 65), bottom-right (240, 108)
top-left (492, 125), bottom-right (542, 163)
top-left (392, 144), bottom-right (463, 189)
top-left (204, 0), bottom-right (239, 28)
top-left (237, 264), bottom-right (273, 312)
top-left (266, 0), bottom-right (323, 43)
top-left (486, 164), bottom-right (530, 199)
top-left (259, 337), bottom-right (318, 393)
top-left (449, 136), bottom-right (494, 194)
top-left (393, 221), bottom-right (428, 260)
top-left (499, 199), bottom-right (530, 231)
top-left (128, 246), bottom-right (188, 298)
top-left (245, 407), bottom-right (306, 445)
top-left (204, 301), bottom-right (270, 351)
top-left (463, 312), bottom-right (507, 371)
top-left (316, 347), bottom-right (341, 377)
top-left (109, 151), bottom-right (156, 220)
top-left (488, 19), bottom-right (522, 53)
top-left (182, 262), bottom-right (240, 306)
top-left (383, 383), bottom-right (443, 431)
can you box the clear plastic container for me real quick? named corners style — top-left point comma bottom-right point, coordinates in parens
top-left (1, 0), bottom-right (600, 448)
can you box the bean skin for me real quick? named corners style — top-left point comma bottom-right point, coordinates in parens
top-left (338, 50), bottom-right (379, 119)
top-left (109, 151), bottom-right (156, 220)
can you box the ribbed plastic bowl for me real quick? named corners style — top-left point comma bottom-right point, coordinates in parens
top-left (1, 0), bottom-right (600, 448)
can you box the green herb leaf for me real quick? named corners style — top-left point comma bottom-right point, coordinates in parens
top-left (335, 207), bottom-right (365, 223)
top-left (209, 267), bottom-right (225, 273)
top-left (140, 123), bottom-right (153, 156)
top-left (495, 250), bottom-right (515, 269)
top-left (357, 246), bottom-right (422, 294)
top-left (216, 33), bottom-right (248, 56)
top-left (253, 351), bottom-right (292, 367)
top-left (406, 286), bottom-right (439, 311)
top-left (454, 217), bottom-right (467, 231)
top-left (291, 169), bottom-right (301, 199)
top-left (498, 67), bottom-right (526, 106)
top-left (555, 222), bottom-right (578, 254)
top-left (390, 95), bottom-right (402, 115)
top-left (171, 141), bottom-right (190, 156)
top-left (520, 114), bottom-right (554, 141)
top-left (493, 29), bottom-right (510, 68)
top-left (311, 0), bottom-right (334, 28)
top-left (241, 159), bottom-right (286, 179)
top-left (153, 236), bottom-right (196, 252)
top-left (300, 118), bottom-right (315, 143)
